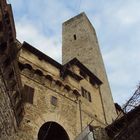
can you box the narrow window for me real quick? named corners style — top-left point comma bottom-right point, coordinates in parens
top-left (81, 87), bottom-right (92, 102)
top-left (74, 34), bottom-right (76, 40)
top-left (81, 87), bottom-right (84, 97)
top-left (23, 85), bottom-right (34, 104)
top-left (84, 90), bottom-right (88, 99)
top-left (88, 92), bottom-right (92, 102)
top-left (51, 96), bottom-right (58, 106)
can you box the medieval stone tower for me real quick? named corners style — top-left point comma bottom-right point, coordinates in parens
top-left (0, 1), bottom-right (118, 139)
top-left (62, 12), bottom-right (117, 124)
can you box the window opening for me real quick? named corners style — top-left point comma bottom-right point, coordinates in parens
top-left (51, 96), bottom-right (58, 106)
top-left (74, 34), bottom-right (76, 40)
top-left (23, 85), bottom-right (34, 104)
top-left (87, 92), bottom-right (92, 102)
top-left (81, 87), bottom-right (92, 102)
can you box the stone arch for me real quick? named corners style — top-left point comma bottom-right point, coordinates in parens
top-left (45, 74), bottom-right (53, 81)
top-left (34, 69), bottom-right (43, 76)
top-left (64, 84), bottom-right (71, 92)
top-left (24, 63), bottom-right (33, 70)
top-left (55, 80), bottom-right (63, 86)
top-left (38, 121), bottom-right (70, 140)
top-left (73, 89), bottom-right (80, 97)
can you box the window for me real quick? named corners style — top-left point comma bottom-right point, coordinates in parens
top-left (23, 85), bottom-right (34, 104)
top-left (81, 87), bottom-right (92, 102)
top-left (73, 34), bottom-right (76, 40)
top-left (81, 87), bottom-right (85, 97)
top-left (81, 87), bottom-right (87, 98)
top-left (51, 96), bottom-right (58, 106)
top-left (87, 92), bottom-right (92, 102)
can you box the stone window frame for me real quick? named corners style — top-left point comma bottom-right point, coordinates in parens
top-left (23, 84), bottom-right (34, 104)
top-left (51, 96), bottom-right (58, 106)
top-left (81, 87), bottom-right (92, 102)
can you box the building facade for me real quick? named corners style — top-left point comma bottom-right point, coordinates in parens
top-left (0, 1), bottom-right (117, 140)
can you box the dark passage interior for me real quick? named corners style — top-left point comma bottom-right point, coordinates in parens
top-left (38, 121), bottom-right (70, 140)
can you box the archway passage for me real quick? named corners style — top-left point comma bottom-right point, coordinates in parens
top-left (38, 121), bottom-right (70, 140)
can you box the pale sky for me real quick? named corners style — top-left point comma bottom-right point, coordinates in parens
top-left (9, 0), bottom-right (140, 105)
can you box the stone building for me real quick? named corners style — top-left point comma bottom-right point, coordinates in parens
top-left (62, 12), bottom-right (117, 124)
top-left (0, 0), bottom-right (117, 140)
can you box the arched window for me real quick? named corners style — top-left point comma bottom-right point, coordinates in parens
top-left (56, 80), bottom-right (62, 87)
top-left (64, 84), bottom-right (71, 92)
top-left (24, 63), bottom-right (33, 70)
top-left (34, 69), bottom-right (43, 76)
top-left (45, 75), bottom-right (53, 81)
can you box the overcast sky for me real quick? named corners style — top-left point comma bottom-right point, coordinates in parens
top-left (9, 0), bottom-right (140, 106)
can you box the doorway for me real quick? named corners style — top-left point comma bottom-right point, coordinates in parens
top-left (38, 121), bottom-right (70, 140)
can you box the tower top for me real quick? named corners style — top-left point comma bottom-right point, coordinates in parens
top-left (63, 12), bottom-right (86, 24)
top-left (63, 12), bottom-right (96, 33)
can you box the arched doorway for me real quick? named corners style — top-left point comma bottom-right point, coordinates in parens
top-left (38, 121), bottom-right (70, 140)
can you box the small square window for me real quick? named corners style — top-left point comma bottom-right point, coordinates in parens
top-left (51, 96), bottom-right (57, 106)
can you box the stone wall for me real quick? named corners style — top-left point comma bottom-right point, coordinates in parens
top-left (0, 75), bottom-right (17, 140)
top-left (19, 73), bottom-right (78, 139)
top-left (62, 12), bottom-right (117, 124)
top-left (94, 128), bottom-right (111, 140)
top-left (15, 45), bottom-right (109, 139)
top-left (0, 1), bottom-right (23, 139)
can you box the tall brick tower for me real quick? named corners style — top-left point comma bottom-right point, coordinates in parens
top-left (62, 12), bottom-right (117, 124)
